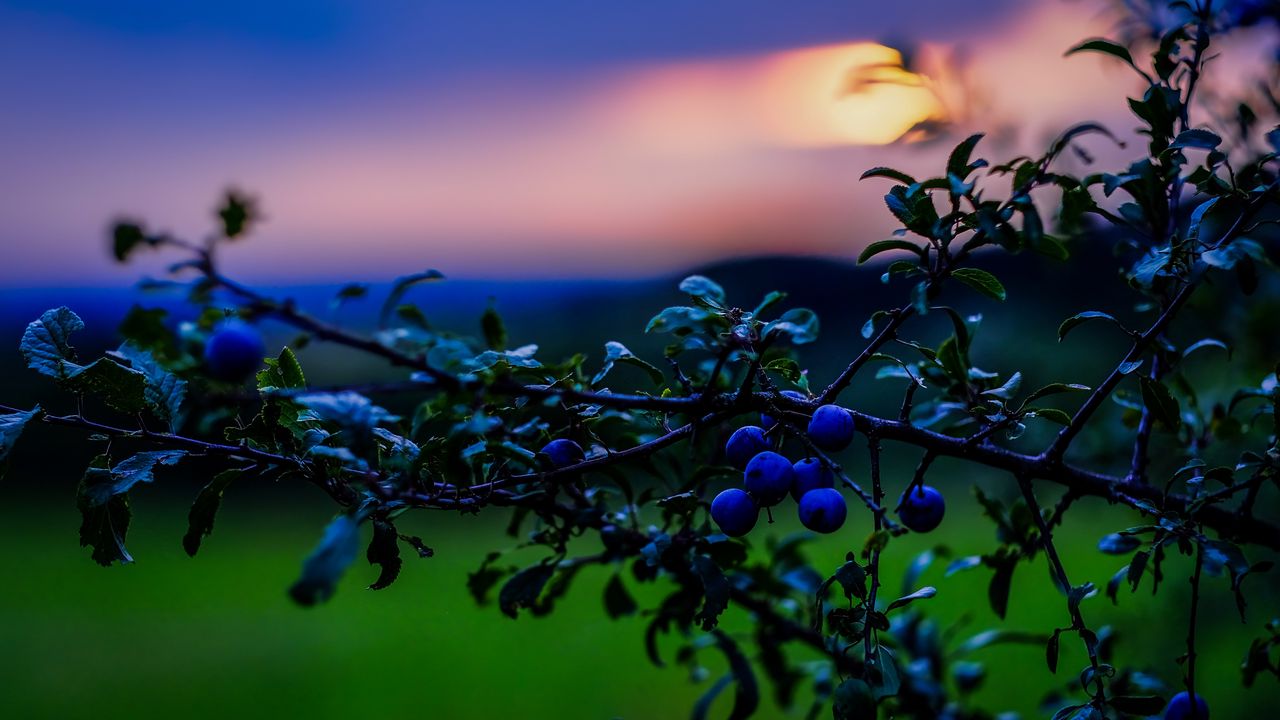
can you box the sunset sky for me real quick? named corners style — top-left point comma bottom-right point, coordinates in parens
top-left (0, 0), bottom-right (1242, 287)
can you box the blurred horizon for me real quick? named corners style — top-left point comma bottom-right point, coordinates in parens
top-left (1, 0), bottom-right (1217, 288)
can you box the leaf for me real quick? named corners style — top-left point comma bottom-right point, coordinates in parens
top-left (1024, 383), bottom-right (1090, 405)
top-left (886, 586), bottom-right (937, 613)
top-left (1097, 533), bottom-right (1142, 555)
top-left (763, 358), bottom-right (802, 383)
top-left (1057, 311), bottom-right (1127, 341)
top-left (481, 306), bottom-right (507, 350)
top-left (1139, 376), bottom-right (1181, 430)
top-left (21, 307), bottom-right (85, 379)
top-left (988, 559), bottom-right (1016, 619)
top-left (951, 268), bottom-right (1006, 301)
top-left (257, 346), bottom-right (307, 391)
top-left (76, 457), bottom-right (134, 566)
top-left (867, 645), bottom-right (902, 700)
top-left (947, 133), bottom-right (985, 179)
top-left (498, 562), bottom-right (556, 618)
top-left (1170, 128), bottom-right (1222, 150)
top-left (217, 189), bottom-right (258, 238)
top-left (1027, 407), bottom-right (1073, 425)
top-left (111, 222), bottom-right (151, 262)
top-left (763, 308), bottom-right (819, 345)
top-left (712, 630), bottom-right (760, 720)
top-left (63, 359), bottom-right (149, 414)
top-left (116, 343), bottom-right (187, 431)
top-left (80, 450), bottom-right (187, 506)
top-left (1065, 38), bottom-right (1139, 73)
top-left (678, 275), bottom-right (726, 307)
top-left (858, 239), bottom-right (923, 264)
top-left (0, 406), bottom-right (40, 473)
top-left (603, 574), bottom-right (638, 619)
top-left (833, 679), bottom-right (876, 719)
top-left (645, 306), bottom-right (711, 334)
top-left (366, 519), bottom-right (403, 590)
top-left (692, 554), bottom-right (730, 630)
top-left (860, 166), bottom-right (916, 185)
top-left (289, 514), bottom-right (362, 606)
top-left (592, 341), bottom-right (663, 386)
top-left (378, 269), bottom-right (445, 327)
top-left (182, 468), bottom-right (242, 557)
top-left (1046, 629), bottom-right (1061, 673)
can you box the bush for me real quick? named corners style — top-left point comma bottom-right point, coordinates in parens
top-left (3, 3), bottom-right (1279, 717)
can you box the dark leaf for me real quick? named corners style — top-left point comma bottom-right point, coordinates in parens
top-left (366, 519), bottom-right (403, 590)
top-left (603, 573), bottom-right (638, 619)
top-left (498, 562), bottom-right (556, 618)
top-left (288, 514), bottom-right (362, 606)
top-left (182, 468), bottom-right (241, 556)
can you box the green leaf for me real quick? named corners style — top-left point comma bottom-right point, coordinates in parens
top-left (858, 239), bottom-right (923, 264)
top-left (182, 468), bottom-right (242, 556)
top-left (378, 269), bottom-right (445, 327)
top-left (64, 359), bottom-right (149, 414)
top-left (1027, 407), bottom-right (1073, 425)
top-left (763, 308), bottom-right (819, 345)
top-left (217, 189), bottom-right (258, 238)
top-left (481, 305), bottom-right (507, 350)
top-left (678, 275), bottom-right (726, 307)
top-left (21, 307), bottom-right (85, 379)
top-left (603, 573), bottom-right (638, 619)
top-left (1057, 311), bottom-right (1127, 341)
top-left (80, 450), bottom-right (187, 506)
top-left (1065, 38), bottom-right (1140, 74)
top-left (366, 519), bottom-right (403, 590)
top-left (498, 562), bottom-right (555, 618)
top-left (692, 554), bottom-right (730, 630)
top-left (289, 514), bottom-right (362, 606)
top-left (592, 341), bottom-right (663, 386)
top-left (111, 222), bottom-right (152, 262)
top-left (116, 343), bottom-right (187, 431)
top-left (763, 357), bottom-right (802, 383)
top-left (1170, 128), bottom-right (1222, 150)
top-left (867, 645), bottom-right (902, 700)
top-left (860, 166), bottom-right (916, 185)
top-left (947, 133), bottom-right (985, 179)
top-left (1024, 383), bottom-right (1090, 405)
top-left (886, 586), bottom-right (937, 613)
top-left (76, 456), bottom-right (134, 566)
top-left (645, 306), bottom-right (711, 334)
top-left (1139, 376), bottom-right (1181, 431)
top-left (0, 406), bottom-right (40, 474)
top-left (951, 268), bottom-right (1006, 302)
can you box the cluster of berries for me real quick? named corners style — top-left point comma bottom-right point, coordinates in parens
top-left (710, 398), bottom-right (947, 538)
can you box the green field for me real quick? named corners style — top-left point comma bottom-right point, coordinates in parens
top-left (2, 471), bottom-right (1274, 719)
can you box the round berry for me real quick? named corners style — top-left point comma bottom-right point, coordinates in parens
top-left (761, 389), bottom-right (807, 430)
top-left (807, 404), bottom-right (854, 451)
top-left (744, 451), bottom-right (795, 507)
top-left (791, 457), bottom-right (834, 501)
top-left (1165, 691), bottom-right (1209, 720)
top-left (897, 485), bottom-right (946, 533)
top-left (710, 488), bottom-right (759, 537)
top-left (541, 438), bottom-right (585, 469)
top-left (204, 320), bottom-right (266, 382)
top-left (725, 426), bottom-right (771, 469)
top-left (798, 488), bottom-right (847, 533)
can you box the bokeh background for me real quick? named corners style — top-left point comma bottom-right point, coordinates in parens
top-left (2, 0), bottom-right (1279, 717)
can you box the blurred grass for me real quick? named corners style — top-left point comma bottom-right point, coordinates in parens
top-left (1, 466), bottom-right (1275, 719)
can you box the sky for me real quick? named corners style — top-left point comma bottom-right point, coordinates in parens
top-left (0, 0), bottom-right (1237, 287)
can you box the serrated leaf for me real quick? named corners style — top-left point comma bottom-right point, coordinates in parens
top-left (116, 343), bottom-right (187, 431)
top-left (182, 468), bottom-right (242, 556)
top-left (76, 457), bottom-right (134, 566)
top-left (366, 519), bottom-right (403, 590)
top-left (603, 573), bottom-right (638, 619)
top-left (21, 307), bottom-right (85, 379)
top-left (951, 268), bottom-right (1006, 301)
top-left (764, 308), bottom-right (819, 345)
top-left (289, 514), bottom-right (362, 606)
top-left (0, 406), bottom-right (40, 472)
top-left (592, 341), bottom-right (663, 386)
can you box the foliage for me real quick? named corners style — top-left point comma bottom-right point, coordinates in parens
top-left (4, 2), bottom-right (1280, 717)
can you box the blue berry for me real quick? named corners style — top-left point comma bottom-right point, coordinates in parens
top-left (204, 320), bottom-right (266, 381)
top-left (798, 488), bottom-right (847, 533)
top-left (807, 404), bottom-right (854, 451)
top-left (1165, 691), bottom-right (1209, 720)
top-left (897, 485), bottom-right (945, 533)
top-left (744, 451), bottom-right (795, 507)
top-left (725, 426), bottom-right (771, 469)
top-left (542, 438), bottom-right (585, 469)
top-left (761, 390), bottom-right (807, 430)
top-left (791, 457), bottom-right (834, 501)
top-left (711, 488), bottom-right (759, 537)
